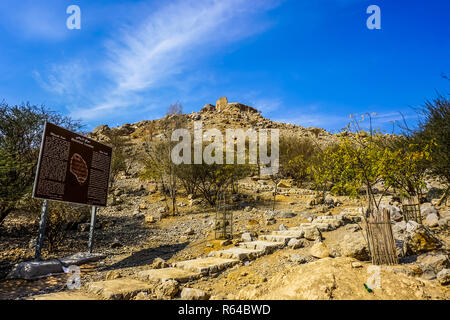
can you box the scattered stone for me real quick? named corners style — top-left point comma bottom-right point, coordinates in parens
top-left (421, 205), bottom-right (438, 217)
top-left (421, 269), bottom-right (437, 280)
top-left (392, 221), bottom-right (407, 234)
top-left (438, 217), bottom-right (450, 228)
top-left (289, 254), bottom-right (313, 264)
top-left (351, 261), bottom-right (363, 268)
top-left (134, 292), bottom-right (151, 300)
top-left (279, 224), bottom-right (287, 231)
top-left (155, 280), bottom-right (179, 300)
top-left (158, 207), bottom-right (166, 214)
top-left (189, 199), bottom-right (202, 206)
top-left (310, 242), bottom-right (330, 259)
top-left (152, 258), bottom-right (169, 269)
top-left (424, 214), bottom-right (439, 227)
top-left (302, 226), bottom-right (322, 241)
top-left (324, 197), bottom-right (335, 207)
top-left (405, 225), bottom-right (442, 255)
top-left (345, 224), bottom-right (361, 233)
top-left (219, 239), bottom-right (232, 246)
top-left (78, 223), bottom-right (91, 232)
top-left (436, 269), bottom-right (450, 285)
top-left (275, 211), bottom-right (296, 218)
top-left (339, 233), bottom-right (370, 261)
top-left (59, 252), bottom-right (106, 267)
top-left (277, 181), bottom-right (291, 188)
top-left (105, 270), bottom-right (122, 280)
top-left (241, 232), bottom-right (254, 242)
top-left (185, 228), bottom-right (195, 236)
top-left (133, 211), bottom-right (145, 220)
top-left (180, 288), bottom-right (210, 300)
top-left (406, 221), bottom-right (420, 233)
top-left (87, 279), bottom-right (153, 300)
top-left (7, 260), bottom-right (63, 280)
top-left (417, 253), bottom-right (449, 274)
top-left (287, 238), bottom-right (308, 249)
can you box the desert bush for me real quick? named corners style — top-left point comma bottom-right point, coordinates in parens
top-left (101, 129), bottom-right (130, 204)
top-left (0, 102), bottom-right (81, 224)
top-left (17, 195), bottom-right (90, 252)
top-left (414, 94), bottom-right (449, 204)
top-left (378, 135), bottom-right (433, 200)
top-left (193, 162), bottom-right (252, 206)
top-left (45, 202), bottom-right (90, 252)
top-left (278, 135), bottom-right (317, 186)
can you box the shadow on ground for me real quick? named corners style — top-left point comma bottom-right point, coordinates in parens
top-left (102, 242), bottom-right (189, 271)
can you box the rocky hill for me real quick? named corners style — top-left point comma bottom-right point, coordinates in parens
top-left (89, 97), bottom-right (333, 144)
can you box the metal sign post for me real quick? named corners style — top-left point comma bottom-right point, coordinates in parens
top-left (88, 206), bottom-right (97, 253)
top-left (35, 200), bottom-right (48, 260)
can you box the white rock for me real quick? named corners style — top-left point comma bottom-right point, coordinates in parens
top-left (310, 242), bottom-right (330, 259)
top-left (424, 213), bottom-right (439, 227)
top-left (241, 232), bottom-right (254, 242)
top-left (180, 288), bottom-right (210, 300)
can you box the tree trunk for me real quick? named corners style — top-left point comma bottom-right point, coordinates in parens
top-left (172, 193), bottom-right (176, 216)
top-left (437, 186), bottom-right (449, 206)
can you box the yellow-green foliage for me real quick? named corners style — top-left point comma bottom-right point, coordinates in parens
top-left (308, 124), bottom-right (433, 205)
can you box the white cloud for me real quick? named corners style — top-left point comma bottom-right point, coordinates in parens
top-left (67, 0), bottom-right (279, 120)
top-left (33, 62), bottom-right (88, 96)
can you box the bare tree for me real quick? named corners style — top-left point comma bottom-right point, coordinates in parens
top-left (140, 103), bottom-right (185, 215)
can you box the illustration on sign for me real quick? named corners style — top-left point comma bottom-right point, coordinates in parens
top-left (33, 122), bottom-right (112, 207)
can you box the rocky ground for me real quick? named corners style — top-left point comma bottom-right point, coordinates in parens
top-left (0, 98), bottom-right (449, 300)
top-left (0, 175), bottom-right (448, 300)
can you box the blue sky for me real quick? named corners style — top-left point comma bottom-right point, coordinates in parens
top-left (0, 0), bottom-right (448, 132)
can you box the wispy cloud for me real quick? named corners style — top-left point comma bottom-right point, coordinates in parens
top-left (50, 0), bottom-right (280, 121)
top-left (33, 62), bottom-right (89, 96)
top-left (274, 109), bottom-right (417, 132)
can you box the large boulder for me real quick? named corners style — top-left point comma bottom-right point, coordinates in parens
top-left (287, 238), bottom-right (308, 249)
top-left (424, 214), bottom-right (439, 227)
top-left (421, 205), bottom-right (438, 218)
top-left (7, 260), bottom-right (63, 280)
top-left (404, 225), bottom-right (442, 255)
top-left (339, 233), bottom-right (370, 261)
top-left (155, 280), bottom-right (179, 300)
top-left (301, 225), bottom-right (322, 241)
top-left (310, 242), bottom-right (330, 259)
top-left (380, 204), bottom-right (402, 222)
top-left (392, 221), bottom-right (407, 235)
top-left (438, 217), bottom-right (450, 228)
top-left (417, 253), bottom-right (449, 274)
top-left (437, 269), bottom-right (450, 285)
top-left (241, 232), bottom-right (254, 242)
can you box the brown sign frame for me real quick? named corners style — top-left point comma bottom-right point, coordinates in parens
top-left (32, 122), bottom-right (112, 207)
